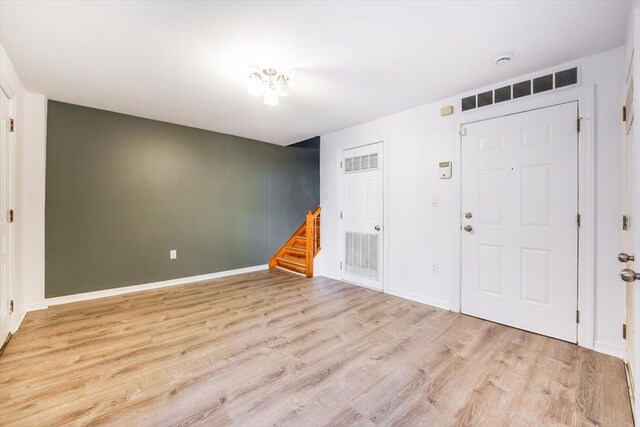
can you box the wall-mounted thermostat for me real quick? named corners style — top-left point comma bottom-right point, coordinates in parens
top-left (439, 161), bottom-right (452, 179)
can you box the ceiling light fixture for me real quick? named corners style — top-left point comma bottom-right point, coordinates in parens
top-left (248, 68), bottom-right (289, 106)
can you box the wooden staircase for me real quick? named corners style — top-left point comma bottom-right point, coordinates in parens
top-left (269, 206), bottom-right (321, 278)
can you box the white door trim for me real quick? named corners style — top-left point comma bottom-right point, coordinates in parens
top-left (337, 139), bottom-right (389, 293)
top-left (0, 79), bottom-right (16, 336)
top-left (451, 85), bottom-right (596, 350)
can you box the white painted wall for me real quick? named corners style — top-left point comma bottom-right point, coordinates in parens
top-left (0, 44), bottom-right (47, 330)
top-left (18, 92), bottom-right (46, 313)
top-left (318, 47), bottom-right (626, 358)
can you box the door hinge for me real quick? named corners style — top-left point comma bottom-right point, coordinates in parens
top-left (623, 323), bottom-right (628, 340)
top-left (9, 300), bottom-right (14, 314)
top-left (623, 215), bottom-right (629, 231)
top-left (9, 118), bottom-right (14, 133)
top-left (576, 310), bottom-right (580, 323)
top-left (576, 213), bottom-right (581, 228)
top-left (8, 209), bottom-right (14, 223)
top-left (623, 106), bottom-right (627, 122)
top-left (340, 161), bottom-right (343, 168)
top-left (577, 118), bottom-right (581, 133)
top-left (340, 261), bottom-right (343, 270)
top-left (339, 211), bottom-right (343, 219)
top-left (459, 127), bottom-right (467, 136)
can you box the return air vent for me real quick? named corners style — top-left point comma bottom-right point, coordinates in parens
top-left (513, 80), bottom-right (531, 99)
top-left (461, 95), bottom-right (476, 112)
top-left (494, 86), bottom-right (511, 103)
top-left (345, 153), bottom-right (378, 173)
top-left (460, 66), bottom-right (579, 113)
top-left (533, 74), bottom-right (553, 94)
top-left (555, 68), bottom-right (578, 88)
top-left (345, 232), bottom-right (379, 279)
top-left (477, 91), bottom-right (493, 107)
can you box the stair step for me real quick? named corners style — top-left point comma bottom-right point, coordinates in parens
top-left (275, 264), bottom-right (306, 275)
top-left (286, 246), bottom-right (306, 253)
top-left (276, 257), bottom-right (305, 268)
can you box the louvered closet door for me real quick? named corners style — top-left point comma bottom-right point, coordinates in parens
top-left (461, 102), bottom-right (579, 343)
top-left (341, 142), bottom-right (383, 290)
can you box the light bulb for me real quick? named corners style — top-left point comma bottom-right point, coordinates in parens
top-left (263, 87), bottom-right (278, 105)
top-left (275, 75), bottom-right (290, 96)
top-left (248, 73), bottom-right (265, 96)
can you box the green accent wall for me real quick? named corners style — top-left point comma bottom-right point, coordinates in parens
top-left (45, 101), bottom-right (319, 298)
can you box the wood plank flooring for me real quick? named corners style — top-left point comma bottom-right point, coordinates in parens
top-left (0, 269), bottom-right (633, 426)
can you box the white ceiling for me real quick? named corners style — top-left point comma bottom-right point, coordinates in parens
top-left (0, 1), bottom-right (632, 145)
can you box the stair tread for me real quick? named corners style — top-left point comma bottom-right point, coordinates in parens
top-left (276, 257), bottom-right (306, 267)
top-left (286, 246), bottom-right (306, 252)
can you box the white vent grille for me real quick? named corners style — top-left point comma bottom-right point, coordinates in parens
top-left (345, 232), bottom-right (379, 279)
top-left (461, 66), bottom-right (580, 113)
top-left (344, 153), bottom-right (378, 173)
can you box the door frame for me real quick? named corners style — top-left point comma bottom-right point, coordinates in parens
top-left (451, 85), bottom-right (596, 350)
top-left (0, 77), bottom-right (16, 337)
top-left (338, 139), bottom-right (390, 293)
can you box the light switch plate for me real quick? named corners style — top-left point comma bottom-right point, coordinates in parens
top-left (170, 250), bottom-right (177, 259)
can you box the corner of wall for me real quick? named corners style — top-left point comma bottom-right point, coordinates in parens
top-left (1, 44), bottom-right (48, 332)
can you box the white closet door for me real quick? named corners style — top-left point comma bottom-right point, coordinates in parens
top-left (341, 143), bottom-right (383, 291)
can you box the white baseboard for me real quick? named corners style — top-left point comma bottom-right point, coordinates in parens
top-left (11, 302), bottom-right (49, 333)
top-left (386, 288), bottom-right (451, 311)
top-left (594, 340), bottom-right (626, 359)
top-left (11, 310), bottom-right (26, 333)
top-left (24, 302), bottom-right (48, 312)
top-left (45, 264), bottom-right (269, 307)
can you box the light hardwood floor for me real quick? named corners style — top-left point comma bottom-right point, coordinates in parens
top-left (0, 270), bottom-right (633, 426)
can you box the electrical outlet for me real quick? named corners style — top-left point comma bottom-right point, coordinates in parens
top-left (431, 263), bottom-right (438, 274)
top-left (170, 250), bottom-right (177, 260)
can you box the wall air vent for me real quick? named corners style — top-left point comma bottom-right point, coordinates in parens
top-left (461, 95), bottom-right (476, 112)
top-left (477, 91), bottom-right (493, 107)
top-left (555, 67), bottom-right (578, 88)
top-left (494, 86), bottom-right (511, 103)
top-left (459, 66), bottom-right (580, 113)
top-left (513, 80), bottom-right (532, 98)
top-left (533, 74), bottom-right (553, 94)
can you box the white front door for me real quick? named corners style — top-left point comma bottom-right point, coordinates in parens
top-left (461, 102), bottom-right (579, 343)
top-left (0, 88), bottom-right (14, 345)
top-left (341, 142), bottom-right (383, 291)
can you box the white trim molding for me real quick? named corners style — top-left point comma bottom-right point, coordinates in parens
top-left (451, 84), bottom-right (596, 351)
top-left (594, 340), bottom-right (626, 360)
top-left (44, 265), bottom-right (269, 306)
top-left (387, 288), bottom-right (450, 311)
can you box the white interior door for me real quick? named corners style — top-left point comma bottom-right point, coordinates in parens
top-left (626, 56), bottom-right (640, 419)
top-left (341, 142), bottom-right (383, 291)
top-left (622, 62), bottom-right (637, 399)
top-left (0, 88), bottom-right (14, 345)
top-left (461, 102), bottom-right (579, 343)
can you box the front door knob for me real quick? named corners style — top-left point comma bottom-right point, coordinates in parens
top-left (621, 269), bottom-right (640, 283)
top-left (463, 225), bottom-right (473, 232)
top-left (618, 253), bottom-right (635, 263)
top-left (374, 225), bottom-right (381, 231)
